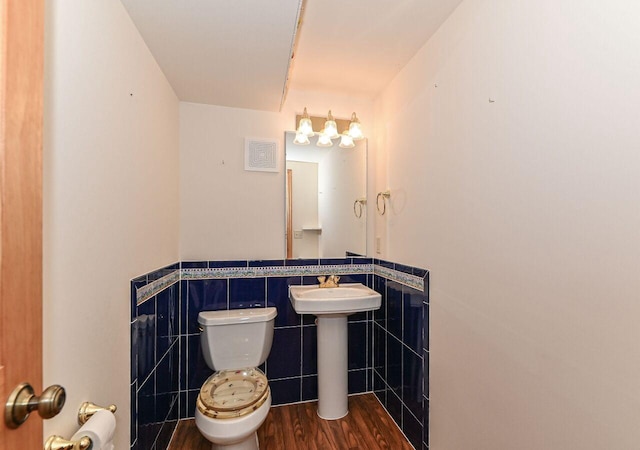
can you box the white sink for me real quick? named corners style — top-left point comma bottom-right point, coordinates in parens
top-left (288, 283), bottom-right (381, 420)
top-left (289, 283), bottom-right (381, 315)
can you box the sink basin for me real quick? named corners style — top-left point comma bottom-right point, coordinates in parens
top-left (289, 283), bottom-right (381, 315)
top-left (289, 282), bottom-right (382, 419)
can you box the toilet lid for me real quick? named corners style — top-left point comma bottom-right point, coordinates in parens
top-left (197, 367), bottom-right (269, 419)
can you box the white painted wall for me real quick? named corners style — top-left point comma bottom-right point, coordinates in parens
top-left (179, 89), bottom-right (375, 260)
top-left (179, 102), bottom-right (288, 260)
top-left (318, 140), bottom-right (367, 257)
top-left (43, 2), bottom-right (180, 449)
top-left (375, 1), bottom-right (640, 448)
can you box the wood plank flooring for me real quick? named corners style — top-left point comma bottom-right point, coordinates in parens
top-left (168, 393), bottom-right (413, 449)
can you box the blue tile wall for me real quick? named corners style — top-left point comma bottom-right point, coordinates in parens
top-left (267, 276), bottom-right (301, 327)
top-left (229, 277), bottom-right (265, 309)
top-left (373, 258), bottom-right (430, 450)
top-left (131, 264), bottom-right (180, 450)
top-left (179, 259), bottom-right (374, 415)
top-left (131, 257), bottom-right (428, 450)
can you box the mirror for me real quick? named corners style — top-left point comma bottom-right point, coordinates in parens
top-left (285, 131), bottom-right (367, 259)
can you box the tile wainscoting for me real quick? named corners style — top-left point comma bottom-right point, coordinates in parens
top-left (373, 261), bottom-right (429, 449)
top-left (130, 258), bottom-right (428, 450)
top-left (131, 263), bottom-right (180, 450)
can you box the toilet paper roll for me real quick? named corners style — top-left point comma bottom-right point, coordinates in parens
top-left (71, 410), bottom-right (116, 450)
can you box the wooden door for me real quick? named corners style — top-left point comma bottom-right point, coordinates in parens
top-left (0, 0), bottom-right (44, 449)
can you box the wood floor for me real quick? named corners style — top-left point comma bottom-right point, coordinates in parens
top-left (168, 393), bottom-right (413, 449)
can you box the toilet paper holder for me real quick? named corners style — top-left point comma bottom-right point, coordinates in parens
top-left (77, 401), bottom-right (117, 425)
top-left (44, 402), bottom-right (117, 450)
top-left (44, 435), bottom-right (92, 450)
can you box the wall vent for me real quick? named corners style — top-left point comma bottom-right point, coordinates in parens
top-left (244, 138), bottom-right (278, 172)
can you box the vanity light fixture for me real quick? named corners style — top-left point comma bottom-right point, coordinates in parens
top-left (296, 108), bottom-right (365, 146)
top-left (296, 107), bottom-right (314, 137)
top-left (322, 110), bottom-right (339, 139)
top-left (339, 130), bottom-right (355, 148)
top-left (348, 112), bottom-right (364, 140)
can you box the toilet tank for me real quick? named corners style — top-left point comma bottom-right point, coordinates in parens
top-left (198, 307), bottom-right (277, 371)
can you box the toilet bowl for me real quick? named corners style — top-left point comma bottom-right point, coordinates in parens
top-left (195, 308), bottom-right (277, 450)
top-left (195, 383), bottom-right (271, 450)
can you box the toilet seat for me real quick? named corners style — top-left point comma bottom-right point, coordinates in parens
top-left (197, 367), bottom-right (269, 419)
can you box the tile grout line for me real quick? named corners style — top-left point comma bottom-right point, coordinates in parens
top-left (299, 322), bottom-right (304, 402)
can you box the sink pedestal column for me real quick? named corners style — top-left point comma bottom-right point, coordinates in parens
top-left (316, 314), bottom-right (348, 419)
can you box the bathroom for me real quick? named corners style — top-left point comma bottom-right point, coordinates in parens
top-left (3, 0), bottom-right (638, 449)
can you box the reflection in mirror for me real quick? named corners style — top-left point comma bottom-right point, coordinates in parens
top-left (285, 131), bottom-right (367, 259)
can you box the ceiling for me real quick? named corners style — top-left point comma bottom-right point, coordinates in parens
top-left (121, 0), bottom-right (463, 112)
top-left (289, 0), bottom-right (464, 99)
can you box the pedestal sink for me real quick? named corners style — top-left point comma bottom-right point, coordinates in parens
top-left (289, 283), bottom-right (381, 419)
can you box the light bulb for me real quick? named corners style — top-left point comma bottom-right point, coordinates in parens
top-left (348, 112), bottom-right (364, 140)
top-left (316, 133), bottom-right (333, 147)
top-left (323, 110), bottom-right (339, 139)
top-left (339, 132), bottom-right (355, 148)
top-left (293, 132), bottom-right (310, 145)
top-left (297, 107), bottom-right (314, 137)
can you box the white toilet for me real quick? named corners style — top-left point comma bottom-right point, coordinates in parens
top-left (195, 307), bottom-right (277, 450)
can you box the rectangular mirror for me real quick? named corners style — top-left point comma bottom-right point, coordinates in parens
top-left (285, 131), bottom-right (367, 259)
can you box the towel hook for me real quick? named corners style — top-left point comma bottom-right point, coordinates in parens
top-left (376, 191), bottom-right (391, 215)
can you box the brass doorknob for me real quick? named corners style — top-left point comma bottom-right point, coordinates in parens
top-left (4, 383), bottom-right (66, 428)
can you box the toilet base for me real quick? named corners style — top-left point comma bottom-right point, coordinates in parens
top-left (210, 432), bottom-right (259, 450)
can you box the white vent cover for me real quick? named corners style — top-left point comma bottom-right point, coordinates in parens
top-left (245, 138), bottom-right (279, 172)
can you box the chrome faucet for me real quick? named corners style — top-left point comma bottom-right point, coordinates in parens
top-left (317, 275), bottom-right (340, 288)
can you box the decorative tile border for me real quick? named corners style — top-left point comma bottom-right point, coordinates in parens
top-left (182, 264), bottom-right (373, 280)
top-left (135, 262), bottom-right (426, 304)
top-left (182, 266), bottom-right (255, 280)
top-left (136, 269), bottom-right (180, 305)
top-left (374, 264), bottom-right (425, 292)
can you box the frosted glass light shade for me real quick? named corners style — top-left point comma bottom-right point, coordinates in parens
top-left (323, 110), bottom-right (339, 139)
top-left (298, 118), bottom-right (314, 137)
top-left (316, 133), bottom-right (333, 147)
top-left (348, 112), bottom-right (364, 140)
top-left (293, 132), bottom-right (310, 145)
top-left (297, 107), bottom-right (314, 137)
top-left (339, 133), bottom-right (355, 148)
